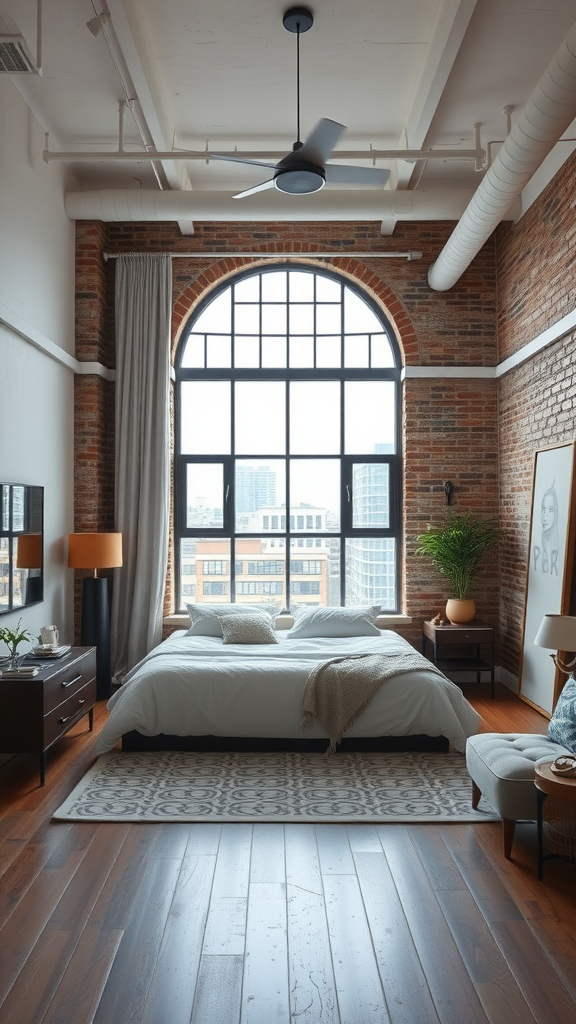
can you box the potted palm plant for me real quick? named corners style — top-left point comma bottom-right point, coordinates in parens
top-left (0, 618), bottom-right (34, 668)
top-left (416, 512), bottom-right (502, 623)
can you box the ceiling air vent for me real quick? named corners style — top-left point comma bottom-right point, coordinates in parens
top-left (0, 13), bottom-right (38, 74)
top-left (0, 35), bottom-right (36, 73)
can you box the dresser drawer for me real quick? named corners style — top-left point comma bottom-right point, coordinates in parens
top-left (43, 650), bottom-right (97, 713)
top-left (435, 627), bottom-right (493, 645)
top-left (43, 678), bottom-right (96, 748)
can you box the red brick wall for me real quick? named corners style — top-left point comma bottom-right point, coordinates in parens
top-left (496, 149), bottom-right (576, 361)
top-left (494, 149), bottom-right (576, 682)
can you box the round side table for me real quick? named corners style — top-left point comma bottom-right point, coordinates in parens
top-left (534, 761), bottom-right (576, 880)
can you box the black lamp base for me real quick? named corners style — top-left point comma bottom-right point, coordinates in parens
top-left (80, 576), bottom-right (112, 699)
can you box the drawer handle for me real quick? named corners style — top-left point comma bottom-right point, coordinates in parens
top-left (59, 715), bottom-right (71, 724)
top-left (78, 699), bottom-right (85, 705)
top-left (61, 674), bottom-right (82, 689)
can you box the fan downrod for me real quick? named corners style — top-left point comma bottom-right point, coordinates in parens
top-left (282, 7), bottom-right (313, 33)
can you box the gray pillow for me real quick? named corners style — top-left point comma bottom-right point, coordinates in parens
top-left (185, 603), bottom-right (266, 637)
top-left (548, 676), bottom-right (576, 753)
top-left (287, 606), bottom-right (381, 638)
top-left (219, 613), bottom-right (279, 645)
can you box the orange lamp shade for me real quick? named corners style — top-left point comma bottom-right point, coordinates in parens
top-left (16, 534), bottom-right (43, 568)
top-left (68, 533), bottom-right (123, 570)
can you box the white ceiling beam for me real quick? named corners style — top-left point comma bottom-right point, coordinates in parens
top-left (394, 0), bottom-right (478, 190)
top-left (107, 0), bottom-right (195, 233)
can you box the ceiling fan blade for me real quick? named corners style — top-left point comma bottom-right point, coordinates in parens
top-left (297, 119), bottom-right (347, 164)
top-left (232, 178), bottom-right (277, 199)
top-left (211, 153), bottom-right (278, 171)
top-left (325, 164), bottom-right (389, 186)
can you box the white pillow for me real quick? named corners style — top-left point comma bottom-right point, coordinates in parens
top-left (286, 606), bottom-right (381, 638)
top-left (219, 613), bottom-right (279, 645)
top-left (185, 603), bottom-right (268, 637)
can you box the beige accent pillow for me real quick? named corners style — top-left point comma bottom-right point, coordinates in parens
top-left (218, 613), bottom-right (279, 645)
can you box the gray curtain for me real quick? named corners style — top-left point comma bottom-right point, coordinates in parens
top-left (111, 253), bottom-right (172, 682)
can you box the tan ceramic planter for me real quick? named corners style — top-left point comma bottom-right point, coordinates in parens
top-left (445, 598), bottom-right (476, 624)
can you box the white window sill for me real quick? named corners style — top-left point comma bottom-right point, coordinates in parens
top-left (163, 613), bottom-right (412, 630)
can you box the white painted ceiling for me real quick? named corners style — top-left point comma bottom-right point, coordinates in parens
top-left (5, 0), bottom-right (576, 212)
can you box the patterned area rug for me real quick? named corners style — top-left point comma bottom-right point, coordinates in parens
top-left (54, 750), bottom-right (497, 823)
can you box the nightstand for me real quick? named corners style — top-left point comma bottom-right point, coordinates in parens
top-left (0, 646), bottom-right (97, 785)
top-left (422, 619), bottom-right (495, 698)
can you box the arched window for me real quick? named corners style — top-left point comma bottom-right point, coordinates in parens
top-left (175, 265), bottom-right (401, 614)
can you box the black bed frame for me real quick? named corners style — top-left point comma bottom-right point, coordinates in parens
top-left (121, 732), bottom-right (449, 753)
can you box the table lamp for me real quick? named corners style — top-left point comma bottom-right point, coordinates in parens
top-left (68, 533), bottom-right (122, 698)
top-left (534, 614), bottom-right (576, 679)
top-left (16, 534), bottom-right (43, 603)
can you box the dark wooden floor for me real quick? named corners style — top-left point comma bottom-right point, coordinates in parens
top-left (1, 681), bottom-right (575, 1024)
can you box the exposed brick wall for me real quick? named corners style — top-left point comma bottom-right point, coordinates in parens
top-left (496, 148), bottom-right (576, 362)
top-left (104, 220), bottom-right (497, 366)
top-left (399, 377), bottom-right (500, 651)
top-left (495, 147), bottom-right (576, 684)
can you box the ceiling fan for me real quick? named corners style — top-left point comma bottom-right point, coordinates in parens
top-left (212, 7), bottom-right (389, 199)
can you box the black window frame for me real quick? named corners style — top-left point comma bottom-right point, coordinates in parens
top-left (174, 264), bottom-right (402, 612)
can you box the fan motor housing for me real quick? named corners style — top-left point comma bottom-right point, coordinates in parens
top-left (274, 167), bottom-right (326, 194)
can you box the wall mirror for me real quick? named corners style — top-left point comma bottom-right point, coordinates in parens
top-left (0, 484), bottom-right (44, 615)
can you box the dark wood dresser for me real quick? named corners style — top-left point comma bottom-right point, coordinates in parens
top-left (0, 646), bottom-right (97, 785)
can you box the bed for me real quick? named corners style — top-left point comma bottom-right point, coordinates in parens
top-left (95, 609), bottom-right (481, 755)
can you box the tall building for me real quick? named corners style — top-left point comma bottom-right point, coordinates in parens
top-left (235, 465), bottom-right (277, 514)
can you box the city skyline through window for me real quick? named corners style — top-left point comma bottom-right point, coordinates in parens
top-left (175, 266), bottom-right (401, 613)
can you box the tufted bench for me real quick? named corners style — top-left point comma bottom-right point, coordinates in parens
top-left (466, 732), bottom-right (570, 859)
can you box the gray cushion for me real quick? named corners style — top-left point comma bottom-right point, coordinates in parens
top-left (466, 732), bottom-right (570, 821)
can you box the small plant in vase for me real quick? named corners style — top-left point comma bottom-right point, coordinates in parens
top-left (0, 618), bottom-right (34, 667)
top-left (416, 512), bottom-right (502, 623)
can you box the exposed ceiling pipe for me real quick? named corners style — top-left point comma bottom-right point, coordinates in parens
top-left (428, 20), bottom-right (576, 291)
top-left (45, 144), bottom-right (484, 164)
top-left (63, 188), bottom-right (521, 223)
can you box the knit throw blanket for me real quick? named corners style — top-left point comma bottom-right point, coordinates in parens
top-left (300, 651), bottom-right (448, 755)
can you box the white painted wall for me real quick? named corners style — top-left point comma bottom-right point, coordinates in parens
top-left (0, 78), bottom-right (78, 647)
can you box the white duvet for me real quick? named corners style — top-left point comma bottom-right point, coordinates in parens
top-left (96, 629), bottom-right (480, 753)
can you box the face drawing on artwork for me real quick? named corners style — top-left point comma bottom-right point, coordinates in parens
top-left (541, 492), bottom-right (556, 532)
top-left (533, 480), bottom-right (559, 575)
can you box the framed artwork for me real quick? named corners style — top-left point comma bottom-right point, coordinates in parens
top-left (519, 441), bottom-right (576, 716)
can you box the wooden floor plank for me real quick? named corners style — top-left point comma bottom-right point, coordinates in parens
top-left (92, 855), bottom-right (183, 1024)
top-left (250, 824), bottom-right (286, 883)
top-left (0, 824), bottom-right (128, 1024)
top-left (378, 826), bottom-right (491, 1024)
top-left (190, 954), bottom-right (244, 1024)
top-left (0, 825), bottom-right (74, 929)
top-left (435, 888), bottom-right (538, 1024)
top-left (38, 825), bottom-right (162, 1023)
top-left (285, 825), bottom-right (338, 1024)
top-left (322, 872), bottom-right (390, 1024)
top-left (315, 823), bottom-right (356, 874)
top-left (242, 881), bottom-right (289, 1024)
top-left (0, 825), bottom-right (100, 1006)
top-left (41, 925), bottom-right (125, 1024)
top-left (211, 822), bottom-right (253, 898)
top-left (440, 827), bottom-right (573, 1011)
top-left (140, 853), bottom-right (217, 1024)
top-left (353, 849), bottom-right (442, 1024)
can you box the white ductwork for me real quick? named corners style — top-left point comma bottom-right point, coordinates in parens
top-left (428, 20), bottom-right (576, 291)
top-left (64, 188), bottom-right (521, 224)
